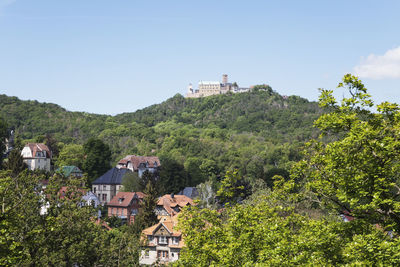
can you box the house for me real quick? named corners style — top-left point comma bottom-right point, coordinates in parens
top-left (107, 191), bottom-right (145, 224)
top-left (21, 143), bottom-right (52, 171)
top-left (116, 155), bottom-right (161, 178)
top-left (140, 215), bottom-right (183, 265)
top-left (155, 194), bottom-right (195, 219)
top-left (91, 167), bottom-right (132, 205)
top-left (56, 165), bottom-right (83, 178)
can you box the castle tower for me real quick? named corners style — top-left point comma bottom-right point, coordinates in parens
top-left (222, 74), bottom-right (228, 84)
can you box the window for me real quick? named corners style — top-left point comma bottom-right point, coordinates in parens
top-left (111, 208), bottom-right (114, 215)
top-left (93, 187), bottom-right (96, 194)
top-left (144, 250), bottom-right (149, 258)
top-left (172, 237), bottom-right (179, 245)
top-left (148, 236), bottom-right (153, 242)
top-left (159, 236), bottom-right (167, 244)
top-left (102, 194), bottom-right (107, 201)
top-left (103, 185), bottom-right (106, 190)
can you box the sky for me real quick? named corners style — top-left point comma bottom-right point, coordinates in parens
top-left (0, 0), bottom-right (400, 115)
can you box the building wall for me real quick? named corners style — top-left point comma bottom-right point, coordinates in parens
top-left (139, 247), bottom-right (180, 265)
top-left (93, 184), bottom-right (118, 205)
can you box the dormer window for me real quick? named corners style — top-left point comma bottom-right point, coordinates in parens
top-left (118, 197), bottom-right (124, 203)
top-left (154, 161), bottom-right (158, 167)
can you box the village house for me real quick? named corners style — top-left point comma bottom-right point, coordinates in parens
top-left (107, 191), bottom-right (145, 224)
top-left (21, 143), bottom-right (52, 172)
top-left (140, 215), bottom-right (183, 265)
top-left (155, 194), bottom-right (195, 219)
top-left (116, 155), bottom-right (161, 178)
top-left (91, 167), bottom-right (131, 205)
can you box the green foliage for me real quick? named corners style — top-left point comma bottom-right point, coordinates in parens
top-left (176, 178), bottom-right (400, 266)
top-left (0, 170), bottom-right (141, 266)
top-left (138, 181), bottom-right (158, 229)
top-left (0, 117), bottom-right (7, 167)
top-left (0, 90), bottom-right (321, 186)
top-left (121, 171), bottom-right (141, 192)
top-left (216, 170), bottom-right (252, 206)
top-left (83, 138), bottom-right (111, 184)
top-left (56, 143), bottom-right (84, 169)
top-left (3, 148), bottom-right (26, 176)
top-left (296, 74), bottom-right (400, 232)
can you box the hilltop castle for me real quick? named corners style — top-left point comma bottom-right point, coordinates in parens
top-left (185, 74), bottom-right (250, 98)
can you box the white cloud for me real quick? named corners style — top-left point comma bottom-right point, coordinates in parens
top-left (354, 46), bottom-right (400, 79)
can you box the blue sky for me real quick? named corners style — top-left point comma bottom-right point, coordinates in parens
top-left (1, 0), bottom-right (400, 115)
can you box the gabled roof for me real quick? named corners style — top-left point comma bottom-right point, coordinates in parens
top-left (56, 166), bottom-right (82, 177)
top-left (107, 191), bottom-right (145, 207)
top-left (142, 215), bottom-right (181, 237)
top-left (92, 167), bottom-right (131, 185)
top-left (117, 155), bottom-right (161, 170)
top-left (24, 143), bottom-right (51, 158)
top-left (157, 194), bottom-right (195, 216)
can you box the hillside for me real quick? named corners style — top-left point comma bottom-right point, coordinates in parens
top-left (0, 89), bottom-right (322, 188)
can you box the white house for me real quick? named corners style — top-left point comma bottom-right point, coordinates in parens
top-left (21, 143), bottom-right (51, 172)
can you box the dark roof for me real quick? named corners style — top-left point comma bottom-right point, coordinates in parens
top-left (178, 187), bottom-right (199, 199)
top-left (92, 167), bottom-right (131, 185)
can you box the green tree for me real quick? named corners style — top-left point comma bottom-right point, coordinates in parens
top-left (121, 171), bottom-right (141, 192)
top-left (294, 74), bottom-right (400, 232)
top-left (159, 157), bottom-right (188, 194)
top-left (138, 181), bottom-right (158, 229)
top-left (3, 148), bottom-right (26, 176)
top-left (56, 143), bottom-right (85, 169)
top-left (83, 138), bottom-right (111, 184)
top-left (216, 169), bottom-right (251, 206)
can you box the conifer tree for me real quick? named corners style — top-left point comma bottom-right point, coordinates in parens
top-left (4, 148), bottom-right (26, 176)
top-left (139, 181), bottom-right (158, 228)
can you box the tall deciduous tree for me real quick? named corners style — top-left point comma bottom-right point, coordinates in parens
top-left (83, 138), bottom-right (111, 184)
top-left (295, 74), bottom-right (400, 232)
top-left (56, 143), bottom-right (85, 169)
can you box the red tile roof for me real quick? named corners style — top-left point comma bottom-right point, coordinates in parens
top-left (25, 143), bottom-right (51, 158)
top-left (107, 191), bottom-right (145, 207)
top-left (118, 155), bottom-right (161, 170)
top-left (157, 194), bottom-right (195, 216)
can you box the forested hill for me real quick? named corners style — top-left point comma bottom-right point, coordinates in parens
top-left (116, 90), bottom-right (321, 138)
top-left (0, 89), bottom-right (322, 186)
